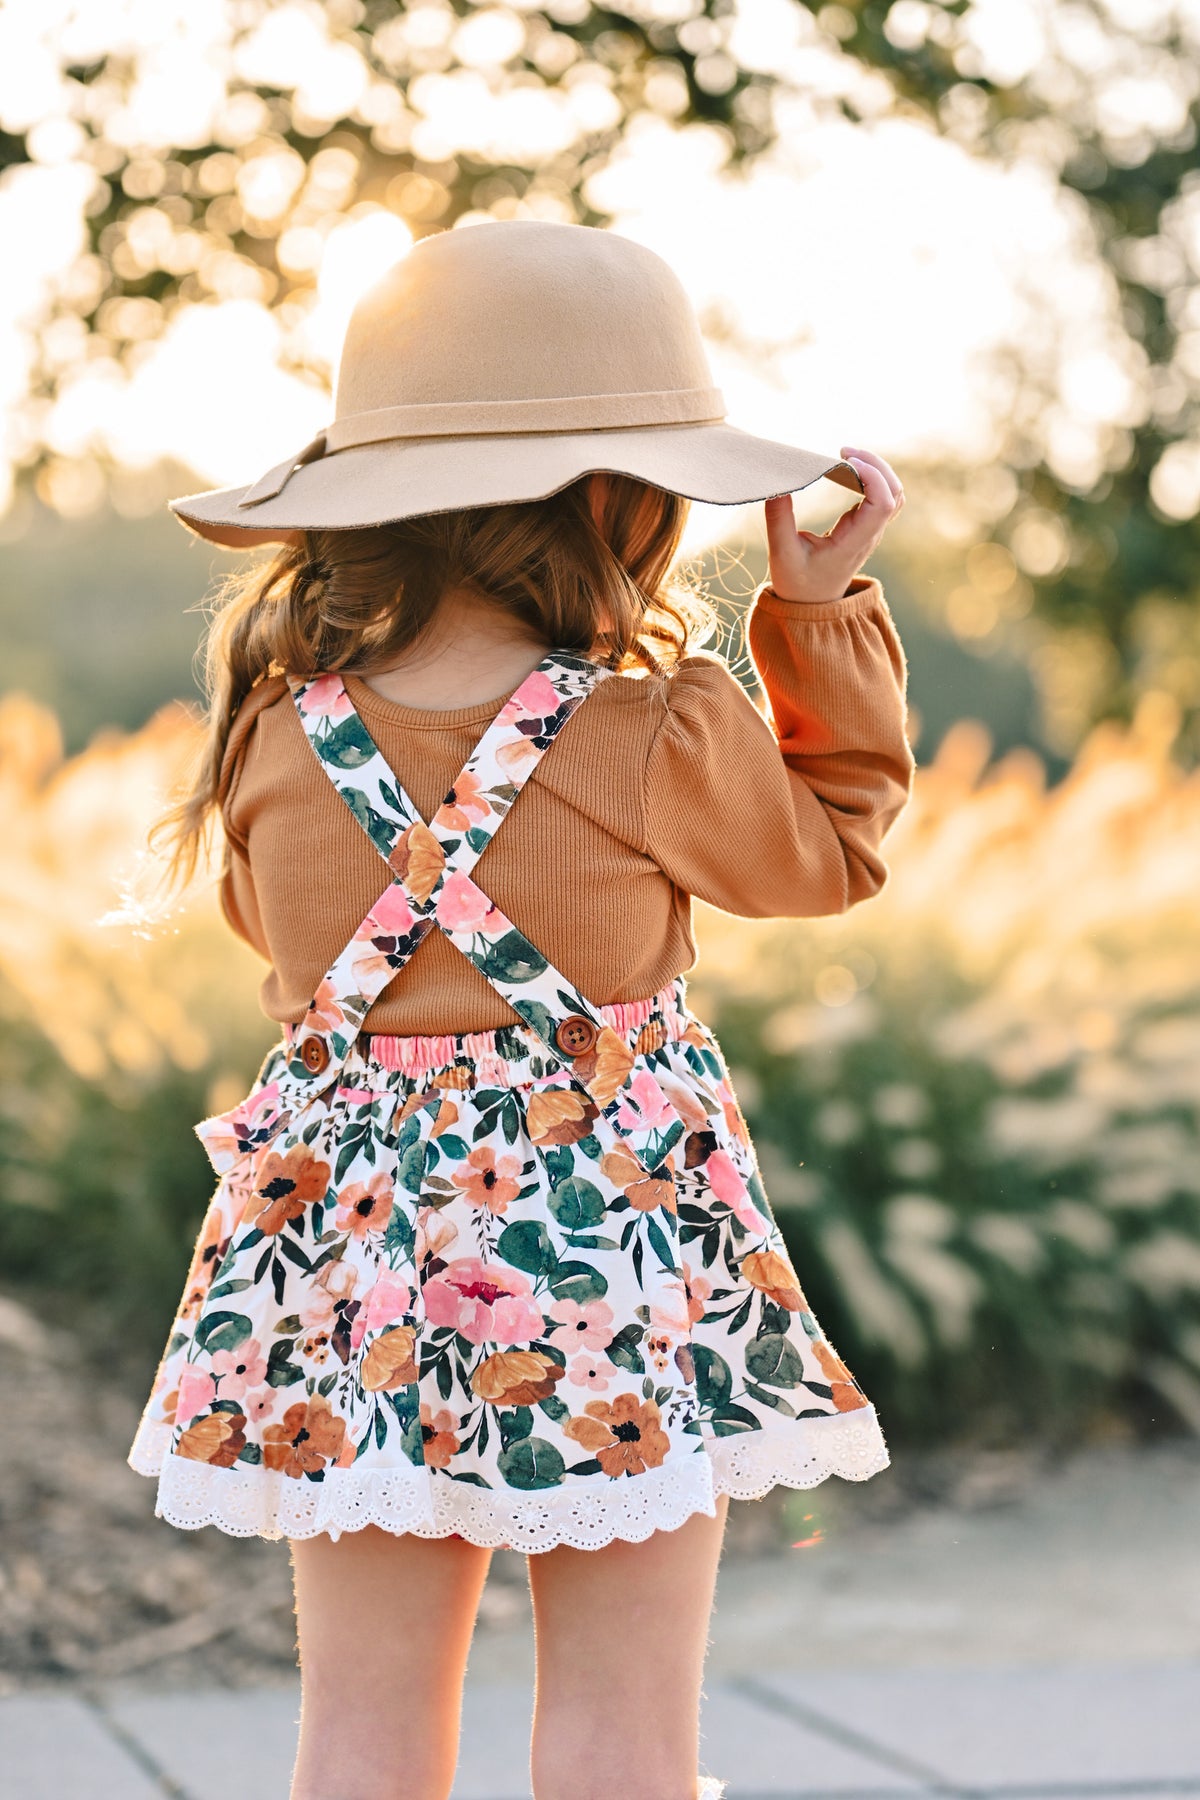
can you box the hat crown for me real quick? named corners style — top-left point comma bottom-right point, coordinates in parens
top-left (334, 220), bottom-right (717, 420)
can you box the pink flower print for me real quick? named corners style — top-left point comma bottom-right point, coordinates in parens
top-left (300, 1287), bottom-right (337, 1332)
top-left (297, 673), bottom-right (354, 721)
top-left (175, 1365), bottom-right (216, 1425)
top-left (335, 1172), bottom-right (394, 1239)
top-left (363, 1272), bottom-right (412, 1331)
top-left (199, 1083), bottom-right (285, 1172)
top-left (210, 1337), bottom-right (268, 1399)
top-left (509, 669), bottom-right (559, 720)
top-left (435, 871), bottom-right (496, 935)
top-left (568, 1353), bottom-right (611, 1391)
top-left (614, 1069), bottom-right (677, 1132)
top-left (422, 1257), bottom-right (544, 1346)
top-left (649, 1281), bottom-right (690, 1341)
top-left (369, 884), bottom-right (417, 938)
top-left (548, 1297), bottom-right (615, 1353)
top-left (706, 1148), bottom-right (768, 1232)
top-left (683, 1261), bottom-right (713, 1325)
top-left (432, 769), bottom-right (491, 833)
top-left (245, 1387), bottom-right (276, 1424)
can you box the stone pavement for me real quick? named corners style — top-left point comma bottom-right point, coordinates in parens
top-left (6, 1442), bottom-right (1200, 1798)
top-left (5, 1660), bottom-right (1200, 1798)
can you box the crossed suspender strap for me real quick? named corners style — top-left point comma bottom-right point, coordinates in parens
top-left (280, 654), bottom-right (685, 1175)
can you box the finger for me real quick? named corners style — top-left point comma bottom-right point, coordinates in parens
top-left (824, 462), bottom-right (891, 555)
top-left (763, 492), bottom-right (800, 565)
top-left (840, 446), bottom-right (903, 505)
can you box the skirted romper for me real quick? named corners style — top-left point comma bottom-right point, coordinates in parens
top-left (129, 644), bottom-right (895, 1550)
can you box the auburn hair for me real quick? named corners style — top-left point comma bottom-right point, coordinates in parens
top-left (157, 471), bottom-right (714, 885)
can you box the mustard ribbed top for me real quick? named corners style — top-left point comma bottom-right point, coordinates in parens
top-left (218, 575), bottom-right (916, 1036)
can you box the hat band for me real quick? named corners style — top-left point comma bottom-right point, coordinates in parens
top-left (237, 385), bottom-right (726, 509)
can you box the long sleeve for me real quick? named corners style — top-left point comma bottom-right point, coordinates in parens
top-left (216, 675), bottom-right (288, 960)
top-left (642, 573), bottom-right (915, 918)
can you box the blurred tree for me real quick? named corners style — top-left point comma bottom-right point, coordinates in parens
top-left (2, 1), bottom-right (1199, 740)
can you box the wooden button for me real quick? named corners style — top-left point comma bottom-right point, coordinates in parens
top-left (554, 1014), bottom-right (598, 1058)
top-left (299, 1036), bottom-right (330, 1075)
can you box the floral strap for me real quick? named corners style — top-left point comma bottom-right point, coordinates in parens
top-left (284, 657), bottom-right (686, 1176)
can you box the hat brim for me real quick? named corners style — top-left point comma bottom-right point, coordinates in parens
top-left (169, 422), bottom-right (864, 549)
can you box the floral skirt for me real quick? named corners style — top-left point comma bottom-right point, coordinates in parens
top-left (128, 978), bottom-right (888, 1550)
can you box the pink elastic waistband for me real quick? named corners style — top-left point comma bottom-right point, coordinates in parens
top-left (343, 980), bottom-right (691, 1080)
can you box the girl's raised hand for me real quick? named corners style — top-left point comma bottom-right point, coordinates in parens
top-left (763, 446), bottom-right (904, 603)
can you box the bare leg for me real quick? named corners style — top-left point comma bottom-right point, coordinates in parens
top-left (527, 1497), bottom-right (729, 1800)
top-left (288, 1526), bottom-right (492, 1800)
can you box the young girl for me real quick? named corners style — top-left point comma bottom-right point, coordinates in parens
top-left (129, 221), bottom-right (914, 1800)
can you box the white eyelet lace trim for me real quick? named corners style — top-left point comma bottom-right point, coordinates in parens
top-left (127, 1410), bottom-right (888, 1550)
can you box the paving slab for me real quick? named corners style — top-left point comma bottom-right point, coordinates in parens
top-left (0, 1692), bottom-right (166, 1799)
top-left (751, 1660), bottom-right (1200, 1790)
top-left (105, 1686), bottom-right (297, 1800)
top-left (98, 1678), bottom-right (928, 1800)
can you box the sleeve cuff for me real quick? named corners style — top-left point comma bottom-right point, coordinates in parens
top-left (753, 573), bottom-right (886, 623)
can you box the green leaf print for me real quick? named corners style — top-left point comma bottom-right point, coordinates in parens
top-left (744, 1381), bottom-right (796, 1416)
top-left (397, 1138), bottom-right (430, 1194)
top-left (547, 1177), bottom-right (606, 1232)
top-left (237, 1443), bottom-right (263, 1464)
top-left (745, 1334), bottom-right (806, 1388)
top-left (498, 1407), bottom-right (535, 1449)
top-left (475, 931), bottom-right (548, 984)
top-left (208, 1278), bottom-right (252, 1300)
top-left (318, 715), bottom-right (377, 770)
top-left (195, 1311), bottom-right (252, 1355)
top-left (547, 1261), bottom-right (608, 1305)
top-left (497, 1219), bottom-right (559, 1276)
top-left (384, 1206), bottom-right (415, 1260)
top-left (644, 1214), bottom-right (677, 1275)
top-left (433, 1133), bottom-right (469, 1161)
top-left (710, 1403), bottom-right (760, 1436)
top-left (497, 1436), bottom-right (566, 1490)
top-left (537, 1394), bottom-right (570, 1423)
top-left (606, 1323), bottom-right (645, 1374)
top-left (692, 1345), bottom-right (733, 1409)
top-left (465, 825), bottom-right (491, 853)
top-left (541, 1144), bottom-right (575, 1185)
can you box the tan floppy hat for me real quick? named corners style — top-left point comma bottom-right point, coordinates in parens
top-left (170, 219), bottom-right (864, 548)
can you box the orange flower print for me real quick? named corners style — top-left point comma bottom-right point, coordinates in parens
top-left (176, 1409), bottom-right (247, 1468)
top-left (813, 1341), bottom-right (868, 1412)
top-left (180, 1211), bottom-right (231, 1318)
top-left (395, 820), bottom-right (445, 905)
top-left (263, 1392), bottom-right (347, 1477)
top-left (450, 1146), bottom-right (523, 1216)
top-left (525, 1086), bottom-right (599, 1146)
top-left (334, 1171), bottom-right (393, 1239)
top-left (420, 1404), bottom-right (460, 1470)
top-left (248, 1144), bottom-right (330, 1234)
top-left (741, 1249), bottom-right (808, 1313)
top-left (471, 1349), bottom-right (564, 1405)
top-left (361, 1324), bottom-right (420, 1392)
top-left (432, 769), bottom-right (490, 833)
top-left (582, 1026), bottom-right (636, 1107)
top-left (564, 1392), bottom-right (670, 1478)
top-left (624, 1171), bottom-right (677, 1214)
